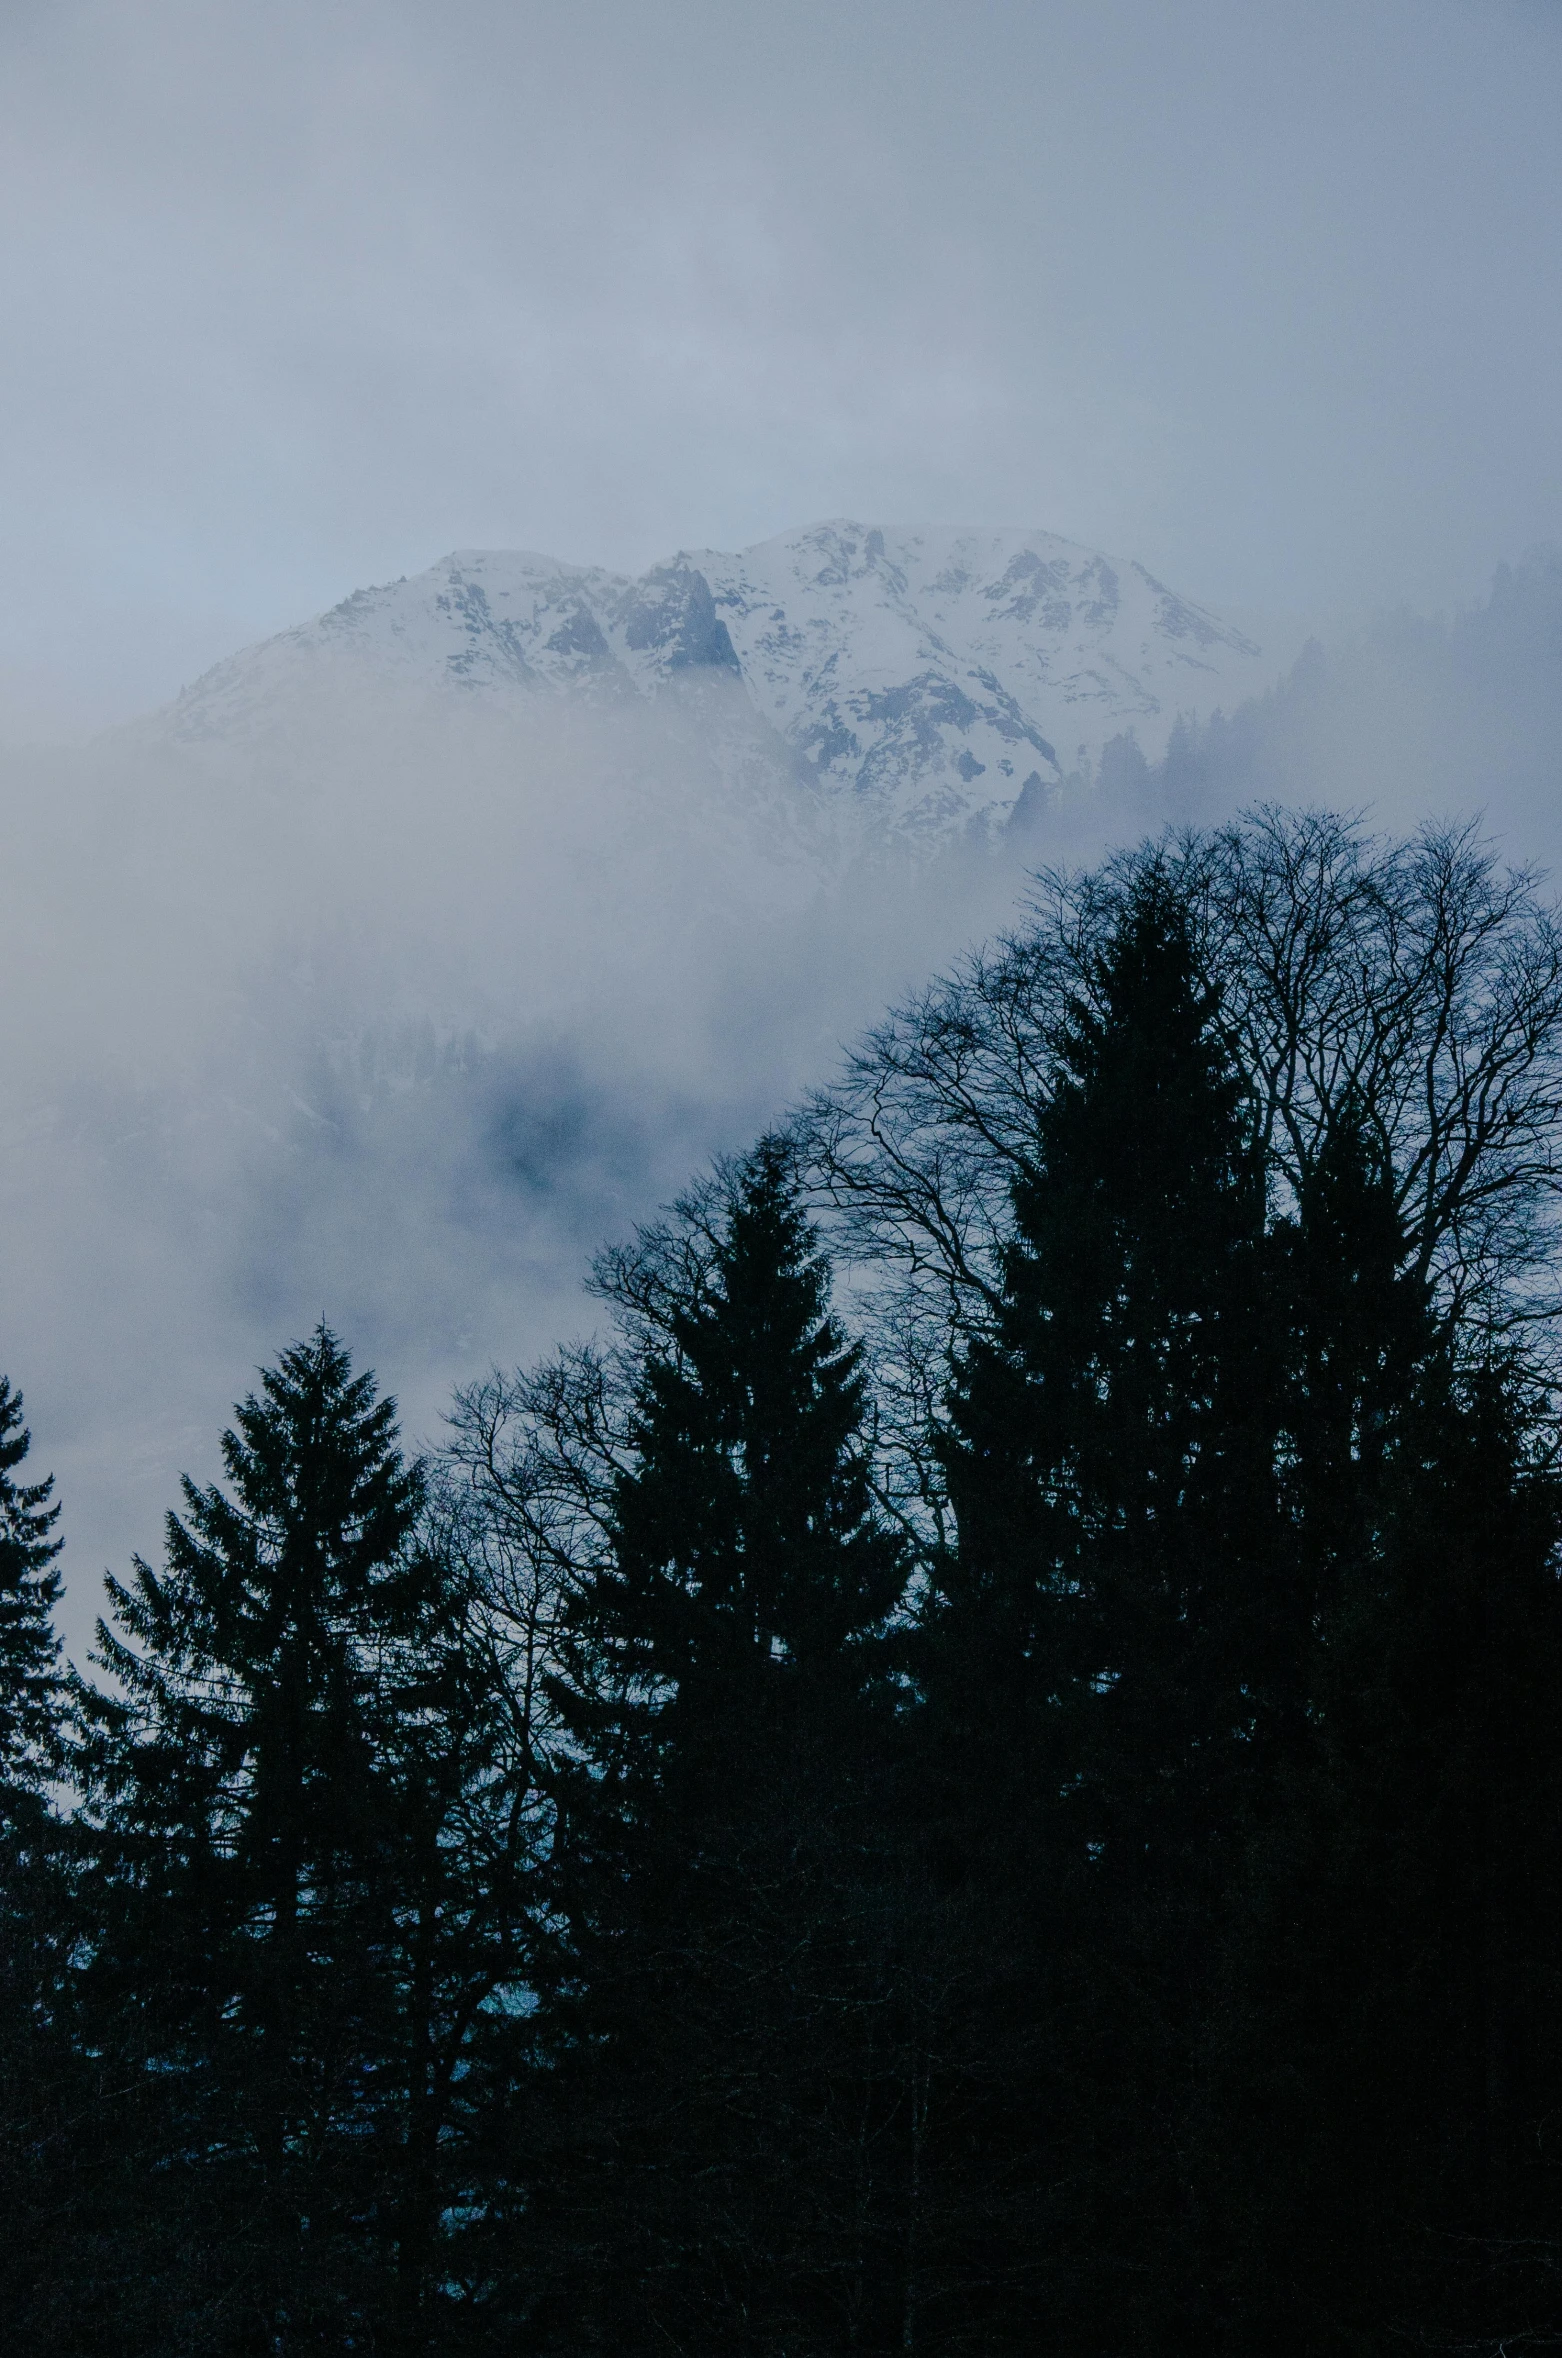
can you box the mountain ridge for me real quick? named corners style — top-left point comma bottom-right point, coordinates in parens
top-left (143, 520), bottom-right (1279, 848)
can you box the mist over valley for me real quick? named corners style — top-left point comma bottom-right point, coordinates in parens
top-left (4, 525), bottom-right (1561, 1636)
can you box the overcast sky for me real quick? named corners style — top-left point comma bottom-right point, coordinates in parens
top-left (3, 0), bottom-right (1561, 731)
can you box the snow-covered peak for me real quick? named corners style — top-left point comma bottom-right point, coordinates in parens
top-left (149, 521), bottom-right (1274, 846)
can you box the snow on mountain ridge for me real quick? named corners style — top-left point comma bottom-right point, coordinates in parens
top-left (154, 521), bottom-right (1272, 846)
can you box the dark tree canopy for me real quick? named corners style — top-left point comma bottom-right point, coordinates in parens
top-left (0, 1380), bottom-right (73, 2355)
top-left (10, 809), bottom-right (1562, 2357)
top-left (798, 811), bottom-right (1562, 1543)
top-left (70, 1328), bottom-right (538, 2356)
top-left (533, 1141), bottom-right (913, 2352)
top-left (940, 869), bottom-right (1275, 1788)
top-left (0, 1376), bottom-right (63, 1790)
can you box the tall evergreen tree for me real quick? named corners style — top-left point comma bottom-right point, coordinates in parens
top-left (919, 887), bottom-right (1562, 2353)
top-left (939, 870), bottom-right (1277, 1851)
top-left (1206, 1339), bottom-right (1562, 2354)
top-left (73, 1327), bottom-right (537, 2355)
top-left (925, 872), bottom-right (1284, 2352)
top-left (0, 1375), bottom-right (64, 1790)
top-left (0, 1378), bottom-right (77, 2353)
top-left (543, 1140), bottom-right (911, 2352)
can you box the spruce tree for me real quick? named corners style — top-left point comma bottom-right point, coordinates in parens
top-left (0, 1375), bottom-right (64, 1790)
top-left (545, 1139), bottom-right (910, 2352)
top-left (1182, 1101), bottom-right (1435, 2350)
top-left (0, 1378), bottom-right (76, 2353)
top-left (939, 870), bottom-right (1276, 1850)
top-left (74, 1327), bottom-right (536, 2355)
top-left (927, 872), bottom-right (1283, 2352)
top-left (1208, 1340), bottom-right (1562, 2353)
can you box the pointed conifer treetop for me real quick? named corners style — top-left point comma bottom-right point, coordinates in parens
top-left (935, 865), bottom-right (1280, 1864)
top-left (85, 1323), bottom-right (425, 1838)
top-left (945, 867), bottom-right (1267, 1553)
top-left (0, 1377), bottom-right (63, 1790)
top-left (580, 1137), bottom-right (906, 1748)
top-left (1283, 1088), bottom-right (1431, 1471)
top-left (1016, 862), bottom-right (1262, 1310)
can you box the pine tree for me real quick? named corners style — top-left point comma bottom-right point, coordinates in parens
top-left (940, 870), bottom-right (1278, 1844)
top-left (0, 1375), bottom-right (64, 1791)
top-left (0, 1378), bottom-right (77, 2353)
top-left (925, 872), bottom-right (1284, 2352)
top-left (1180, 1100), bottom-right (1435, 2350)
top-left (545, 1139), bottom-right (910, 2352)
top-left (1208, 1342), bottom-right (1562, 2353)
top-left (73, 1327), bottom-right (537, 2355)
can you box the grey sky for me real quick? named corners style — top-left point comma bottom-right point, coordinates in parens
top-left (3, 0), bottom-right (1560, 732)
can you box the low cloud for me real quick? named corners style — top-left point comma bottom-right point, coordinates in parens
top-left (11, 550), bottom-right (1562, 1648)
top-left (0, 678), bottom-right (1024, 1641)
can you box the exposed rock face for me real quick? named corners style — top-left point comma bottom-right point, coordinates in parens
top-left (146, 519), bottom-right (1274, 850)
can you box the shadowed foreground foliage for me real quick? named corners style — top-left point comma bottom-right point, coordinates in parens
top-left (4, 812), bottom-right (1562, 2353)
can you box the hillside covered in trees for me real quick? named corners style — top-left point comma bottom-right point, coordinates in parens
top-left (4, 809), bottom-right (1562, 2355)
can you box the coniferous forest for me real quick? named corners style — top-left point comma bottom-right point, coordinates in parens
top-left (8, 808), bottom-right (1562, 2355)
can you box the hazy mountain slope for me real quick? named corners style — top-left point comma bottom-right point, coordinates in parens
top-left (1071, 547), bottom-right (1562, 858)
top-left (146, 520), bottom-right (1276, 849)
top-left (13, 536), bottom-right (1556, 1640)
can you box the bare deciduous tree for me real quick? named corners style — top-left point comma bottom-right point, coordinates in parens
top-left (437, 1161), bottom-right (789, 1727)
top-left (795, 809), bottom-right (1562, 1547)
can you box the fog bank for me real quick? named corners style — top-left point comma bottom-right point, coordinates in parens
top-left (8, 550), bottom-right (1561, 1647)
top-left (0, 682), bottom-right (1028, 1642)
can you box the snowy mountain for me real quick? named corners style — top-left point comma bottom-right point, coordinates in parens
top-left (149, 520), bottom-right (1276, 849)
